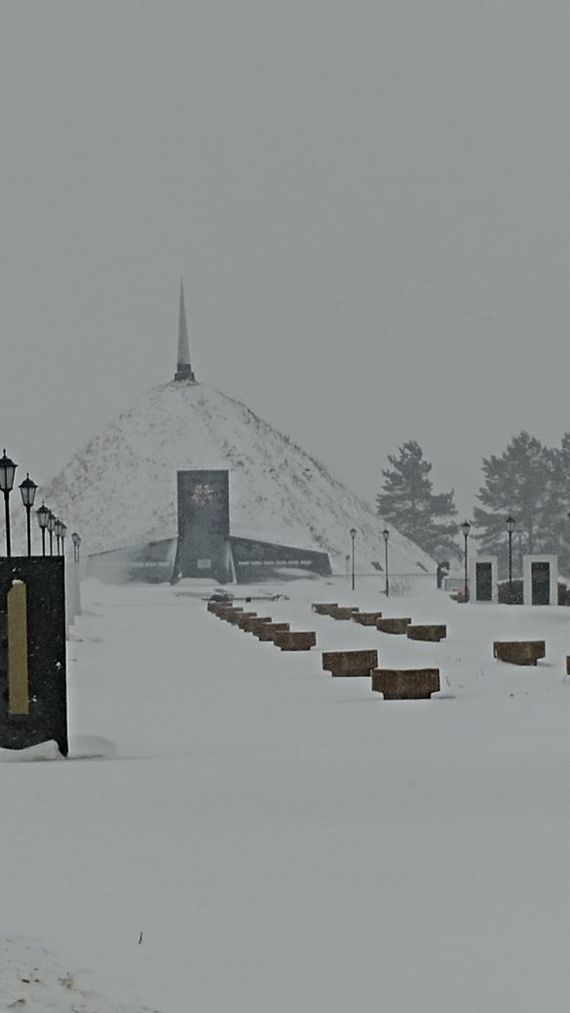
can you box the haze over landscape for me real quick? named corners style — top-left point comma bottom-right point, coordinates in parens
top-left (3, 6), bottom-right (570, 1012)
top-left (2, 2), bottom-right (570, 514)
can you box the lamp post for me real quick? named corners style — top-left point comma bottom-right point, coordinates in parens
top-left (36, 503), bottom-right (50, 556)
top-left (54, 518), bottom-right (63, 556)
top-left (47, 511), bottom-right (55, 556)
top-left (382, 528), bottom-right (390, 597)
top-left (0, 450), bottom-right (17, 557)
top-left (19, 474), bottom-right (38, 556)
top-left (506, 515), bottom-right (516, 604)
top-left (350, 528), bottom-right (357, 591)
top-left (72, 531), bottom-right (81, 563)
top-left (60, 522), bottom-right (67, 556)
top-left (461, 520), bottom-right (471, 602)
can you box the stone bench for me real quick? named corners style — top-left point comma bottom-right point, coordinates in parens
top-left (371, 668), bottom-right (440, 699)
top-left (352, 612), bottom-right (383, 625)
top-left (406, 624), bottom-right (447, 642)
top-left (240, 616), bottom-right (272, 633)
top-left (322, 649), bottom-right (378, 677)
top-left (329, 606), bottom-right (360, 620)
top-left (493, 641), bottom-right (546, 666)
top-left (256, 622), bottom-right (290, 642)
top-left (312, 603), bottom-right (339, 615)
top-left (273, 631), bottom-right (317, 651)
top-left (376, 617), bottom-right (412, 635)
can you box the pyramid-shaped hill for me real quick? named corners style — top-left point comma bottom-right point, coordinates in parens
top-left (43, 380), bottom-right (436, 577)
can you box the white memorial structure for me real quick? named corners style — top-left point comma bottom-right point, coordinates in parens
top-left (522, 554), bottom-right (558, 606)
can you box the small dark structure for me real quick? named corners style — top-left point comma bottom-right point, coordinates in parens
top-left (0, 557), bottom-right (67, 755)
top-left (322, 650), bottom-right (378, 677)
top-left (230, 535), bottom-right (331, 583)
top-left (493, 641), bottom-right (546, 666)
top-left (371, 668), bottom-right (440, 699)
top-left (406, 624), bottom-right (447, 642)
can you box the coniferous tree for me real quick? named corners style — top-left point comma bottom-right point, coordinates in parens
top-left (541, 433), bottom-right (570, 573)
top-left (376, 440), bottom-right (459, 559)
top-left (473, 432), bottom-right (558, 573)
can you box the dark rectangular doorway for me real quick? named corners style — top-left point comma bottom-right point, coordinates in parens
top-left (475, 562), bottom-right (493, 602)
top-left (531, 561), bottom-right (550, 605)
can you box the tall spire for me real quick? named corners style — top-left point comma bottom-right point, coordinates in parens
top-left (174, 279), bottom-right (196, 382)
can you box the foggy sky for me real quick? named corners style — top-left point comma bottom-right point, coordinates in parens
top-left (2, 1), bottom-right (570, 519)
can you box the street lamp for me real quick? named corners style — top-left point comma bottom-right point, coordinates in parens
top-left (382, 528), bottom-right (390, 597)
top-left (54, 518), bottom-right (63, 555)
top-left (350, 528), bottom-right (357, 591)
top-left (506, 515), bottom-right (516, 604)
top-left (19, 474), bottom-right (38, 556)
top-left (47, 511), bottom-right (56, 556)
top-left (72, 531), bottom-right (81, 563)
top-left (36, 502), bottom-right (50, 556)
top-left (0, 450), bottom-right (17, 557)
top-left (59, 521), bottom-right (67, 556)
top-left (461, 520), bottom-right (471, 601)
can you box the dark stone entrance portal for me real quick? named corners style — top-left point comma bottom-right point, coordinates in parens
top-left (531, 561), bottom-right (550, 605)
top-left (475, 562), bottom-right (493, 602)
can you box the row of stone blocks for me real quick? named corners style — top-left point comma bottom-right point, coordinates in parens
top-left (209, 603), bottom-right (439, 695)
top-left (208, 601), bottom-right (317, 651)
top-left (311, 604), bottom-right (447, 641)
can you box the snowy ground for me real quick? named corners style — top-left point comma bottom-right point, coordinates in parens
top-left (2, 575), bottom-right (570, 1012)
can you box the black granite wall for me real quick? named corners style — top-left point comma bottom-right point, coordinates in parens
top-left (0, 557), bottom-right (67, 755)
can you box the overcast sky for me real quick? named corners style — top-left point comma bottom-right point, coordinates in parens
top-left (1, 1), bottom-right (569, 518)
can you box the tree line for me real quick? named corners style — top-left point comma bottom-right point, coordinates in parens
top-left (377, 432), bottom-right (570, 573)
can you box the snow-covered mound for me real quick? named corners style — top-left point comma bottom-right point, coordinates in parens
top-left (42, 380), bottom-right (434, 575)
top-left (0, 937), bottom-right (161, 1012)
